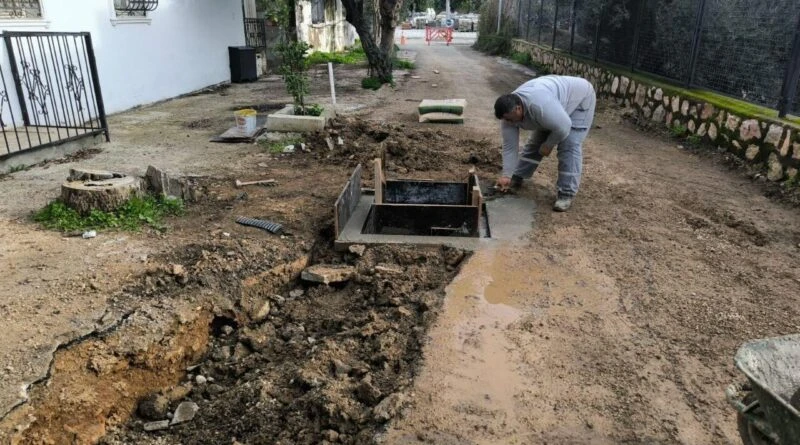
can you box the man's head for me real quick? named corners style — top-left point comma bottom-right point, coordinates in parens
top-left (494, 94), bottom-right (523, 122)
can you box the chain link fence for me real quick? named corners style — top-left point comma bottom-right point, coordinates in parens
top-left (507, 0), bottom-right (800, 118)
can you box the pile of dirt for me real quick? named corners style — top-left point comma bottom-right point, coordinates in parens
top-left (304, 116), bottom-right (501, 176)
top-left (101, 245), bottom-right (465, 445)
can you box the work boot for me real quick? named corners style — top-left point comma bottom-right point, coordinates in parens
top-left (552, 195), bottom-right (574, 212)
top-left (510, 174), bottom-right (524, 190)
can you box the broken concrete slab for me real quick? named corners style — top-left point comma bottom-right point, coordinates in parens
top-left (145, 165), bottom-right (202, 202)
top-left (169, 401), bottom-right (199, 425)
top-left (301, 264), bottom-right (356, 285)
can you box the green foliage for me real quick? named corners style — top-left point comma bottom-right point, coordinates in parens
top-left (305, 103), bottom-right (324, 116)
top-left (473, 0), bottom-right (517, 55)
top-left (670, 123), bottom-right (688, 138)
top-left (257, 0), bottom-right (291, 26)
top-left (261, 136), bottom-right (304, 154)
top-left (33, 196), bottom-right (184, 233)
top-left (7, 164), bottom-right (26, 173)
top-left (686, 134), bottom-right (701, 147)
top-left (305, 44), bottom-right (367, 66)
top-left (510, 51), bottom-right (532, 65)
top-left (277, 41), bottom-right (311, 114)
top-left (393, 59), bottom-right (415, 70)
top-left (361, 76), bottom-right (384, 90)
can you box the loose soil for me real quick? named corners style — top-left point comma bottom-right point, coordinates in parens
top-left (1, 37), bottom-right (800, 445)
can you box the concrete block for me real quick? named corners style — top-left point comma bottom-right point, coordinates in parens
top-left (266, 105), bottom-right (327, 133)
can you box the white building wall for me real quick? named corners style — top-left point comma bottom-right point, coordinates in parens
top-left (0, 0), bottom-right (245, 116)
top-left (296, 0), bottom-right (356, 53)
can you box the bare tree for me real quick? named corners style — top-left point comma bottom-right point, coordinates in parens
top-left (340, 0), bottom-right (404, 83)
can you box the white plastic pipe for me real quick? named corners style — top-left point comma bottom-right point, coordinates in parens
top-left (496, 0), bottom-right (503, 33)
top-left (328, 62), bottom-right (337, 107)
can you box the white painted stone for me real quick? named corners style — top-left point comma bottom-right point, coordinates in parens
top-left (688, 120), bottom-right (696, 133)
top-left (652, 105), bottom-right (665, 123)
top-left (635, 85), bottom-right (647, 107)
top-left (611, 77), bottom-right (619, 94)
top-left (787, 167), bottom-right (798, 181)
top-left (654, 88), bottom-right (663, 101)
top-left (764, 124), bottom-right (783, 147)
top-left (767, 153), bottom-right (784, 181)
top-left (629, 80), bottom-right (637, 94)
top-left (732, 140), bottom-right (742, 151)
top-left (663, 96), bottom-right (670, 107)
top-left (793, 142), bottom-right (800, 160)
top-left (726, 114), bottom-right (741, 132)
top-left (671, 96), bottom-right (680, 113)
top-left (689, 106), bottom-right (698, 118)
top-left (643, 106), bottom-right (652, 118)
top-left (701, 103), bottom-right (715, 120)
top-left (697, 123), bottom-right (707, 137)
top-left (708, 123), bottom-right (718, 141)
top-left (745, 145), bottom-right (760, 161)
top-left (681, 100), bottom-right (689, 115)
top-left (717, 110), bottom-right (726, 126)
top-left (739, 119), bottom-right (762, 141)
top-left (780, 131), bottom-right (792, 156)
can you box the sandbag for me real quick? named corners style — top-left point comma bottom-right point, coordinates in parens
top-left (418, 112), bottom-right (464, 124)
top-left (418, 99), bottom-right (467, 116)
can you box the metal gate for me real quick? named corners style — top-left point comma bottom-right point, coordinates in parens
top-left (0, 31), bottom-right (109, 160)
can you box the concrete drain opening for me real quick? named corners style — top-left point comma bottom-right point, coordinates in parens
top-left (334, 159), bottom-right (493, 251)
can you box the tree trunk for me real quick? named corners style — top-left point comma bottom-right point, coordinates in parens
top-left (341, 0), bottom-right (402, 84)
top-left (61, 176), bottom-right (143, 215)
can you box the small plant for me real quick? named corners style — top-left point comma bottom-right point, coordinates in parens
top-left (670, 123), bottom-right (688, 138)
top-left (393, 59), bottom-right (415, 70)
top-left (510, 51), bottom-right (532, 66)
top-left (33, 196), bottom-right (184, 232)
top-left (261, 136), bottom-right (303, 154)
top-left (362, 76), bottom-right (383, 90)
top-left (686, 134), bottom-right (702, 147)
top-left (277, 40), bottom-right (311, 115)
top-left (7, 164), bottom-right (26, 173)
top-left (305, 103), bottom-right (324, 117)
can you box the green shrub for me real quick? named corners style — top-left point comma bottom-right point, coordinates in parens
top-left (277, 40), bottom-right (311, 114)
top-left (394, 59), bottom-right (415, 70)
top-left (362, 77), bottom-right (383, 90)
top-left (670, 123), bottom-right (688, 138)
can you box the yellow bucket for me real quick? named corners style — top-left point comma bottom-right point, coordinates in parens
top-left (234, 109), bottom-right (257, 134)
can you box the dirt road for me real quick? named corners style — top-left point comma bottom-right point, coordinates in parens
top-left (378, 41), bottom-right (800, 444)
top-left (0, 34), bottom-right (798, 445)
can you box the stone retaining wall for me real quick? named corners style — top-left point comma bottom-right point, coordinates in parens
top-left (511, 39), bottom-right (800, 182)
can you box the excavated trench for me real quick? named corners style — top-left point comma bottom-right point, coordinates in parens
top-left (0, 234), bottom-right (466, 445)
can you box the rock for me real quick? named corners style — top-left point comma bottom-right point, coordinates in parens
top-left (708, 123), bottom-right (718, 141)
top-left (138, 393), bottom-right (170, 420)
top-left (767, 153), bottom-right (784, 181)
top-left (689, 105), bottom-right (698, 118)
top-left (671, 96), bottom-right (680, 113)
top-left (745, 145), bottom-right (761, 161)
top-left (331, 359), bottom-right (351, 378)
top-left (289, 289), bottom-right (305, 298)
top-left (143, 420), bottom-right (170, 432)
top-left (337, 136), bottom-right (344, 146)
top-left (619, 77), bottom-right (630, 96)
top-left (654, 88), bottom-right (663, 101)
top-left (373, 393), bottom-right (405, 422)
top-left (221, 325), bottom-right (234, 336)
top-left (726, 114), bottom-right (741, 132)
top-left (431, 84), bottom-right (438, 87)
top-left (739, 119), bottom-right (762, 141)
top-left (270, 294), bottom-right (286, 305)
top-left (240, 324), bottom-right (275, 352)
top-left (146, 165), bottom-right (201, 202)
top-left (433, 69), bottom-right (439, 74)
top-left (688, 120), bottom-right (696, 133)
top-left (651, 105), bottom-right (665, 122)
top-left (326, 137), bottom-right (335, 151)
top-left (697, 123), bottom-right (707, 137)
top-left (323, 430), bottom-right (340, 442)
top-left (635, 85), bottom-right (646, 107)
top-left (787, 167), bottom-right (798, 181)
top-left (642, 106), bottom-right (652, 119)
top-left (680, 100), bottom-right (689, 116)
top-left (301, 264), bottom-right (356, 284)
top-left (765, 125), bottom-right (783, 147)
top-left (374, 264), bottom-right (403, 275)
top-left (794, 143), bottom-right (800, 160)
top-left (170, 401), bottom-right (199, 425)
top-left (233, 342), bottom-right (251, 360)
top-left (348, 244), bottom-right (366, 257)
top-left (195, 375), bottom-right (207, 385)
top-left (611, 77), bottom-right (619, 94)
top-left (356, 376), bottom-right (382, 405)
top-left (249, 300), bottom-right (271, 323)
top-left (211, 345), bottom-right (231, 362)
top-left (701, 103), bottom-right (715, 120)
top-left (780, 131), bottom-right (792, 156)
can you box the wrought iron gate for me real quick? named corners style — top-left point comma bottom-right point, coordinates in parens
top-left (0, 31), bottom-right (109, 159)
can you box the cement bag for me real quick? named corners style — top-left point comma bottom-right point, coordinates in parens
top-left (418, 112), bottom-right (464, 124)
top-left (418, 99), bottom-right (467, 116)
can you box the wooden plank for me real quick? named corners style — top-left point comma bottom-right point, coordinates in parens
top-left (374, 158), bottom-right (383, 204)
top-left (334, 164), bottom-right (363, 238)
top-left (472, 185), bottom-right (483, 229)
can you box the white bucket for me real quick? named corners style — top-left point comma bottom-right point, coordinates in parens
top-left (234, 109), bottom-right (257, 134)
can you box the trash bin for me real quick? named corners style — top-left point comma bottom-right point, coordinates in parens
top-left (229, 46), bottom-right (257, 83)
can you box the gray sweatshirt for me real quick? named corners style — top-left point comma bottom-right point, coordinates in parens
top-left (501, 75), bottom-right (595, 176)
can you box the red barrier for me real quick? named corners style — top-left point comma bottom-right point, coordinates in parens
top-left (424, 26), bottom-right (453, 46)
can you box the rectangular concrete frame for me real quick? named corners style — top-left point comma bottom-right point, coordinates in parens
top-left (334, 163), bottom-right (490, 251)
top-left (265, 105), bottom-right (328, 132)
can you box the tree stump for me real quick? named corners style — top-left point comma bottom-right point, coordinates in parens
top-left (61, 175), bottom-right (143, 215)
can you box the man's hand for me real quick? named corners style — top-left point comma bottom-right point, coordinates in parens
top-left (540, 145), bottom-right (554, 156)
top-left (495, 176), bottom-right (511, 192)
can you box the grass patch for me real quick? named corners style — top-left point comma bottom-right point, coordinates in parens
top-left (361, 76), bottom-right (384, 90)
top-left (670, 123), bottom-right (688, 138)
top-left (33, 195), bottom-right (184, 233)
top-left (7, 164), bottom-right (26, 173)
top-left (261, 136), bottom-right (303, 154)
top-left (305, 44), bottom-right (366, 66)
top-left (394, 59), bottom-right (415, 70)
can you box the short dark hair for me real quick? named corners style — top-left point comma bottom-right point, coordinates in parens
top-left (494, 94), bottom-right (521, 119)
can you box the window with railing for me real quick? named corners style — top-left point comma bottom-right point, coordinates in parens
top-left (311, 0), bottom-right (325, 24)
top-left (113, 0), bottom-right (157, 18)
top-left (0, 0), bottom-right (43, 19)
